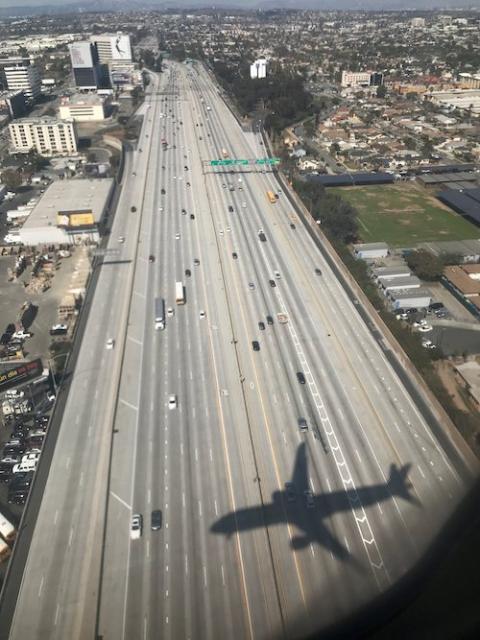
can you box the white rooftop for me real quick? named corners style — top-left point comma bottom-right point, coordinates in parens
top-left (23, 178), bottom-right (114, 229)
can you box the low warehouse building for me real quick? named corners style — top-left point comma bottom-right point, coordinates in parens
top-left (378, 275), bottom-right (421, 294)
top-left (18, 178), bottom-right (114, 246)
top-left (388, 288), bottom-right (432, 310)
top-left (353, 242), bottom-right (389, 260)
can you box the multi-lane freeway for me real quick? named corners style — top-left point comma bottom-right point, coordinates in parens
top-left (3, 62), bottom-right (479, 640)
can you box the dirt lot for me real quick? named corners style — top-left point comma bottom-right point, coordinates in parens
top-left (0, 247), bottom-right (88, 363)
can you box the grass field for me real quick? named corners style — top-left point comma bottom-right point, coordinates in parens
top-left (329, 184), bottom-right (480, 247)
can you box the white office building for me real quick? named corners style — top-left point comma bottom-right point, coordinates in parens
top-left (250, 58), bottom-right (267, 80)
top-left (90, 33), bottom-right (132, 64)
top-left (9, 117), bottom-right (77, 156)
top-left (341, 71), bottom-right (372, 88)
top-left (58, 94), bottom-right (106, 122)
top-left (4, 62), bottom-right (41, 103)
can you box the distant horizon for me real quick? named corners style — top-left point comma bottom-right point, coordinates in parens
top-left (0, 0), bottom-right (478, 12)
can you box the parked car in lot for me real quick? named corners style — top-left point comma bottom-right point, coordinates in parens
top-left (50, 324), bottom-right (68, 336)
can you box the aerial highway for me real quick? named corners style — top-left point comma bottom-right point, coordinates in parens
top-left (4, 61), bottom-right (479, 640)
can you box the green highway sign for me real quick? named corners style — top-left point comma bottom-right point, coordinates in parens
top-left (256, 158), bottom-right (280, 165)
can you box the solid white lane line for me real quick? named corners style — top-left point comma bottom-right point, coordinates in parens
top-left (119, 399), bottom-right (138, 412)
top-left (110, 491), bottom-right (131, 510)
top-left (38, 576), bottom-right (44, 598)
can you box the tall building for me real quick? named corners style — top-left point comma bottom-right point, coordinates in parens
top-left (250, 58), bottom-right (267, 80)
top-left (0, 90), bottom-right (27, 119)
top-left (90, 33), bottom-right (132, 64)
top-left (9, 116), bottom-right (77, 156)
top-left (69, 42), bottom-right (101, 90)
top-left (4, 62), bottom-right (41, 104)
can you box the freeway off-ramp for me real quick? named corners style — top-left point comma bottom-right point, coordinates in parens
top-left (2, 62), bottom-right (479, 640)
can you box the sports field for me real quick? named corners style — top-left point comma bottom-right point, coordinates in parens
top-left (329, 184), bottom-right (480, 247)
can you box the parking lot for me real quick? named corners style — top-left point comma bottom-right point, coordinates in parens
top-left (0, 375), bottom-right (54, 585)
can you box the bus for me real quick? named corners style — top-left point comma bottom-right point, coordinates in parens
top-left (154, 297), bottom-right (165, 330)
top-left (0, 511), bottom-right (16, 543)
top-left (266, 191), bottom-right (277, 204)
top-left (175, 282), bottom-right (185, 305)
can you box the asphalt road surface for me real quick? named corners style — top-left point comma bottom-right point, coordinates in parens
top-left (4, 62), bottom-right (479, 640)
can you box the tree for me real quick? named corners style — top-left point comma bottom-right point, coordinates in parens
top-left (376, 85), bottom-right (387, 99)
top-left (1, 169), bottom-right (22, 190)
top-left (406, 249), bottom-right (444, 280)
top-left (330, 142), bottom-right (340, 156)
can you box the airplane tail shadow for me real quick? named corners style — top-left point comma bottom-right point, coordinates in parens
top-left (388, 463), bottom-right (421, 507)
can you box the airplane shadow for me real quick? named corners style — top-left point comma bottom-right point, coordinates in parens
top-left (211, 443), bottom-right (420, 567)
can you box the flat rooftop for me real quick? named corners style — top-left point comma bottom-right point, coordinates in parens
top-left (23, 178), bottom-right (114, 229)
top-left (60, 93), bottom-right (104, 106)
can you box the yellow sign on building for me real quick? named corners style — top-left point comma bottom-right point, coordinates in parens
top-left (57, 210), bottom-right (95, 228)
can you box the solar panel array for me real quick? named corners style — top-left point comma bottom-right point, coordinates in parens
top-left (307, 172), bottom-right (395, 187)
top-left (437, 188), bottom-right (480, 224)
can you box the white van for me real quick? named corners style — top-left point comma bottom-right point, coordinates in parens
top-left (13, 460), bottom-right (37, 474)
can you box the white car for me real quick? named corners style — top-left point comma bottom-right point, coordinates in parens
top-left (242, 202), bottom-right (247, 208)
top-left (199, 310), bottom-right (206, 319)
top-left (22, 453), bottom-right (40, 464)
top-left (175, 233), bottom-right (180, 240)
top-left (418, 324), bottom-right (433, 333)
top-left (167, 307), bottom-right (174, 317)
top-left (118, 236), bottom-right (125, 244)
top-left (168, 394), bottom-right (177, 410)
top-left (158, 207), bottom-right (164, 212)
top-left (421, 340), bottom-right (435, 349)
top-left (130, 514), bottom-right (142, 540)
top-left (13, 330), bottom-right (31, 340)
top-left (106, 338), bottom-right (115, 350)
top-left (274, 271), bottom-right (281, 279)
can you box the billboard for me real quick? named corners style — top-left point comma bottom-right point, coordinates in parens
top-left (0, 358), bottom-right (43, 394)
top-left (69, 42), bottom-right (94, 69)
top-left (57, 211), bottom-right (95, 228)
top-left (111, 35), bottom-right (132, 61)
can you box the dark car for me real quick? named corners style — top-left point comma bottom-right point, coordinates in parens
top-left (266, 315), bottom-right (274, 325)
top-left (429, 302), bottom-right (444, 311)
top-left (269, 280), bottom-right (276, 288)
top-left (151, 509), bottom-right (162, 531)
top-left (185, 269), bottom-right (191, 277)
top-left (184, 166), bottom-right (188, 171)
top-left (232, 252), bottom-right (238, 260)
top-left (298, 418), bottom-right (308, 432)
top-left (258, 322), bottom-right (265, 330)
top-left (290, 223), bottom-right (296, 230)
top-left (315, 268), bottom-right (322, 276)
top-left (228, 206), bottom-right (234, 212)
top-left (181, 208), bottom-right (187, 215)
top-left (161, 188), bottom-right (166, 195)
top-left (252, 341), bottom-right (260, 351)
top-left (0, 323), bottom-right (15, 345)
top-left (190, 214), bottom-right (195, 220)
top-left (259, 233), bottom-right (267, 242)
top-left (149, 255), bottom-right (155, 263)
top-left (297, 372), bottom-right (306, 385)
